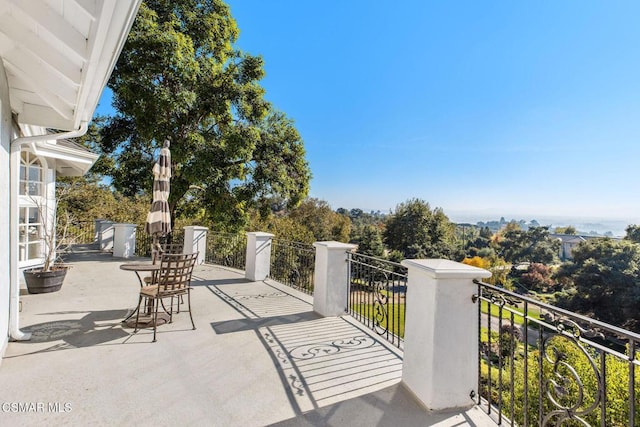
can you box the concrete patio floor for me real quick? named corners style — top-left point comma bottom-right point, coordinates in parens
top-left (0, 250), bottom-right (494, 426)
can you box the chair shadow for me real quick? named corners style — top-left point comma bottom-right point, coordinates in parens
top-left (8, 309), bottom-right (132, 357)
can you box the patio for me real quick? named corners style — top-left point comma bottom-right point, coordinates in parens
top-left (0, 249), bottom-right (494, 426)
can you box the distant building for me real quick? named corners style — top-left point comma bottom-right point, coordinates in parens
top-left (550, 234), bottom-right (620, 261)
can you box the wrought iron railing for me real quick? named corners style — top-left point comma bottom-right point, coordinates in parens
top-left (347, 252), bottom-right (407, 349)
top-left (57, 220), bottom-right (95, 246)
top-left (205, 232), bottom-right (246, 270)
top-left (135, 226), bottom-right (185, 258)
top-left (474, 280), bottom-right (640, 426)
top-left (269, 239), bottom-right (315, 295)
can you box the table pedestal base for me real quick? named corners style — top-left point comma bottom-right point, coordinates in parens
top-left (122, 312), bottom-right (170, 328)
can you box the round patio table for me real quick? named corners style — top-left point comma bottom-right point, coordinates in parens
top-left (119, 262), bottom-right (168, 327)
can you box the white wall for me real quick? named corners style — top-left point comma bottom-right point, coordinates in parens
top-left (0, 60), bottom-right (11, 357)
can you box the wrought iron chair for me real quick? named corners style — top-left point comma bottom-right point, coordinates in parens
top-left (143, 243), bottom-right (186, 312)
top-left (133, 252), bottom-right (198, 342)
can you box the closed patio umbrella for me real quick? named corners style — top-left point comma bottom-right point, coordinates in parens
top-left (145, 139), bottom-right (172, 257)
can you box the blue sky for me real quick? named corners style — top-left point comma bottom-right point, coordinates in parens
top-left (98, 1), bottom-right (640, 224)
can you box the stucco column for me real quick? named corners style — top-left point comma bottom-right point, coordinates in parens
top-left (184, 226), bottom-right (207, 264)
top-left (245, 232), bottom-right (274, 281)
top-left (112, 223), bottom-right (137, 258)
top-left (312, 241), bottom-right (357, 317)
top-left (98, 220), bottom-right (114, 251)
top-left (400, 259), bottom-right (492, 411)
top-left (93, 219), bottom-right (105, 244)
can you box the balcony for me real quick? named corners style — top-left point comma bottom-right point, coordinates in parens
top-left (0, 246), bottom-right (493, 426)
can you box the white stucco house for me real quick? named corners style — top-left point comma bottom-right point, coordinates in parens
top-left (0, 0), bottom-right (141, 359)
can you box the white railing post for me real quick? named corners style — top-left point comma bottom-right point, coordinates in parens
top-left (245, 232), bottom-right (274, 281)
top-left (183, 226), bottom-right (208, 264)
top-left (112, 223), bottom-right (137, 258)
top-left (97, 220), bottom-right (114, 251)
top-left (312, 241), bottom-right (357, 317)
top-left (400, 259), bottom-right (491, 411)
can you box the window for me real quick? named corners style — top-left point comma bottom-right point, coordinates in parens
top-left (20, 151), bottom-right (43, 196)
top-left (18, 151), bottom-right (46, 263)
top-left (18, 206), bottom-right (43, 262)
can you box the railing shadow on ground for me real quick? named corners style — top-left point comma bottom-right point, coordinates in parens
top-left (206, 280), bottom-right (404, 417)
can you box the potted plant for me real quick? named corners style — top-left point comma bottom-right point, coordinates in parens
top-left (23, 187), bottom-right (73, 294)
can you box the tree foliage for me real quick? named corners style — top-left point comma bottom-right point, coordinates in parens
top-left (57, 178), bottom-right (150, 224)
top-left (556, 238), bottom-right (640, 331)
top-left (498, 226), bottom-right (560, 264)
top-left (625, 224), bottom-right (640, 243)
top-left (357, 225), bottom-right (385, 257)
top-left (518, 262), bottom-right (556, 293)
top-left (287, 198), bottom-right (351, 242)
top-left (383, 199), bottom-right (458, 259)
top-left (99, 0), bottom-right (310, 230)
top-left (555, 225), bottom-right (577, 235)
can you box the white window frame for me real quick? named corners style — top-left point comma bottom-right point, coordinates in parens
top-left (18, 150), bottom-right (49, 268)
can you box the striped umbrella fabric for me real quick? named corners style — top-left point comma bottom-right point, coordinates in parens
top-left (145, 142), bottom-right (172, 236)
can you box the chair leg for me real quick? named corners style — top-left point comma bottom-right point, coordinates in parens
top-left (133, 295), bottom-right (143, 333)
top-left (187, 289), bottom-right (196, 330)
top-left (152, 297), bottom-right (159, 342)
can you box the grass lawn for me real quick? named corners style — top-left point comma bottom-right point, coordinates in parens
top-left (480, 300), bottom-right (542, 327)
top-left (351, 302), bottom-right (405, 338)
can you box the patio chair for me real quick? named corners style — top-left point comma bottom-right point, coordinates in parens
top-left (144, 242), bottom-right (184, 283)
top-left (133, 252), bottom-right (198, 342)
top-left (143, 243), bottom-right (187, 312)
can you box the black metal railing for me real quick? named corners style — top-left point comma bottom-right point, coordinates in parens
top-left (205, 232), bottom-right (246, 270)
top-left (269, 239), bottom-right (315, 294)
top-left (347, 252), bottom-right (407, 349)
top-left (474, 280), bottom-right (640, 426)
top-left (57, 220), bottom-right (95, 246)
top-left (135, 226), bottom-right (184, 258)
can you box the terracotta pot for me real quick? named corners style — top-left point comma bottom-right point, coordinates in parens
top-left (23, 266), bottom-right (69, 294)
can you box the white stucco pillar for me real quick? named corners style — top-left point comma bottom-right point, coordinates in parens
top-left (312, 241), bottom-right (357, 317)
top-left (245, 232), bottom-right (274, 281)
top-left (112, 223), bottom-right (137, 258)
top-left (400, 259), bottom-right (491, 411)
top-left (97, 220), bottom-right (114, 251)
top-left (94, 219), bottom-right (106, 243)
top-left (184, 226), bottom-right (207, 264)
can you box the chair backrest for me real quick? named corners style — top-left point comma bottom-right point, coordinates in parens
top-left (156, 252), bottom-right (198, 292)
top-left (152, 242), bottom-right (185, 263)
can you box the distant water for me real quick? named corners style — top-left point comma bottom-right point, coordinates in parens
top-left (448, 213), bottom-right (635, 238)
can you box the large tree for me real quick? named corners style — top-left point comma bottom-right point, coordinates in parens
top-left (99, 0), bottom-right (310, 229)
top-left (498, 226), bottom-right (560, 264)
top-left (557, 238), bottom-right (640, 331)
top-left (383, 199), bottom-right (458, 259)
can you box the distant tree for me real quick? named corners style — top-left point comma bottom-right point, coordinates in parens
top-left (555, 225), bottom-right (577, 235)
top-left (462, 255), bottom-right (511, 288)
top-left (349, 208), bottom-right (364, 219)
top-left (288, 198), bottom-right (350, 242)
top-left (498, 226), bottom-right (560, 264)
top-left (248, 213), bottom-right (315, 244)
top-left (57, 178), bottom-right (149, 224)
top-left (518, 263), bottom-right (556, 293)
top-left (556, 238), bottom-right (640, 331)
top-left (465, 226), bottom-right (493, 257)
top-left (625, 224), bottom-right (640, 243)
top-left (384, 199), bottom-right (458, 259)
top-left (357, 225), bottom-right (384, 257)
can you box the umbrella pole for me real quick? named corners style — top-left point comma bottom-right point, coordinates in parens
top-left (152, 234), bottom-right (159, 263)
